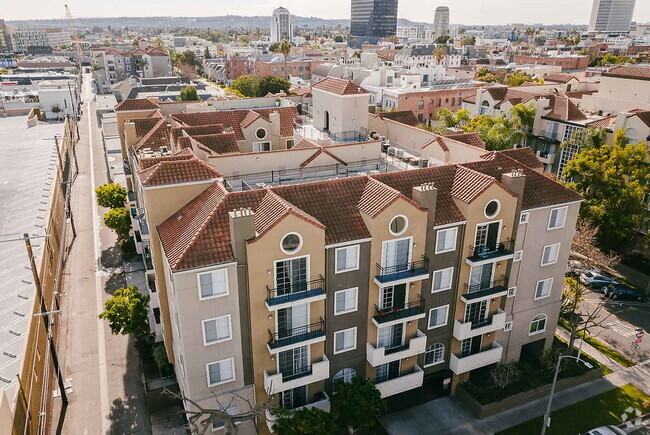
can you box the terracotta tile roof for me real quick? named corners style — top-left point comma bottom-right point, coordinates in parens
top-left (422, 137), bottom-right (449, 152)
top-left (603, 66), bottom-right (650, 81)
top-left (495, 148), bottom-right (544, 169)
top-left (451, 166), bottom-right (511, 203)
top-left (292, 139), bottom-right (321, 150)
top-left (145, 47), bottom-right (169, 56)
top-left (193, 133), bottom-right (240, 155)
top-left (357, 177), bottom-right (401, 218)
top-left (138, 159), bottom-right (222, 187)
top-left (376, 110), bottom-right (419, 127)
top-left (585, 114), bottom-right (617, 129)
top-left (293, 86), bottom-right (312, 97)
top-left (254, 190), bottom-right (325, 235)
top-left (115, 98), bottom-right (160, 112)
top-left (138, 149), bottom-right (196, 170)
top-left (299, 149), bottom-right (347, 168)
top-left (565, 90), bottom-right (597, 99)
top-left (241, 110), bottom-right (262, 128)
top-left (544, 73), bottom-right (578, 83)
top-left (133, 119), bottom-right (170, 152)
top-left (632, 110), bottom-right (650, 127)
top-left (312, 77), bottom-right (367, 95)
top-left (171, 106), bottom-right (296, 139)
top-left (543, 95), bottom-right (587, 122)
top-left (177, 137), bottom-right (192, 150)
top-left (130, 112), bottom-right (163, 136)
top-left (444, 132), bottom-right (486, 149)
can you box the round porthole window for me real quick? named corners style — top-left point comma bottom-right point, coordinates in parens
top-left (485, 200), bottom-right (500, 218)
top-left (256, 128), bottom-right (267, 140)
top-left (281, 233), bottom-right (302, 254)
top-left (389, 215), bottom-right (408, 236)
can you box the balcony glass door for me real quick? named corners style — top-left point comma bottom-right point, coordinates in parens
top-left (464, 300), bottom-right (488, 325)
top-left (380, 284), bottom-right (406, 310)
top-left (276, 257), bottom-right (307, 296)
top-left (376, 360), bottom-right (400, 382)
top-left (460, 336), bottom-right (482, 358)
top-left (381, 238), bottom-right (411, 272)
top-left (474, 222), bottom-right (500, 253)
top-left (277, 303), bottom-right (308, 339)
top-left (377, 323), bottom-right (404, 350)
top-left (278, 345), bottom-right (309, 379)
top-left (469, 263), bottom-right (494, 292)
top-left (280, 385), bottom-right (307, 410)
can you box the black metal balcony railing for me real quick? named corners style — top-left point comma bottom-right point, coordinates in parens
top-left (463, 275), bottom-right (508, 301)
top-left (281, 365), bottom-right (313, 382)
top-left (373, 294), bottom-right (425, 324)
top-left (266, 276), bottom-right (325, 307)
top-left (375, 255), bottom-right (429, 284)
top-left (268, 318), bottom-right (326, 350)
top-left (467, 238), bottom-right (515, 262)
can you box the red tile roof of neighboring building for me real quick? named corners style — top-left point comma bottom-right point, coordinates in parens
top-left (130, 112), bottom-right (163, 136)
top-left (493, 148), bottom-right (544, 169)
top-left (299, 148), bottom-right (347, 168)
top-left (115, 98), bottom-right (160, 112)
top-left (138, 149), bottom-right (196, 170)
top-left (444, 132), bottom-right (486, 149)
top-left (133, 119), bottom-right (170, 152)
top-left (632, 110), bottom-right (650, 127)
top-left (602, 66), bottom-right (650, 81)
top-left (544, 73), bottom-right (578, 83)
top-left (543, 95), bottom-right (587, 122)
top-left (193, 133), bottom-right (240, 155)
top-left (312, 77), bottom-right (368, 95)
top-left (292, 139), bottom-right (320, 150)
top-left (422, 137), bottom-right (449, 152)
top-left (451, 165), bottom-right (513, 203)
top-left (585, 114), bottom-right (617, 129)
top-left (357, 177), bottom-right (402, 218)
top-left (254, 190), bottom-right (325, 235)
top-left (376, 110), bottom-right (419, 127)
top-left (138, 158), bottom-right (222, 187)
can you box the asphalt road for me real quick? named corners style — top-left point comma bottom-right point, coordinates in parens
top-left (53, 73), bottom-right (150, 434)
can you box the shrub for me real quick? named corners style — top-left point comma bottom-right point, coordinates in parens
top-left (95, 183), bottom-right (127, 209)
top-left (104, 207), bottom-right (131, 238)
top-left (490, 362), bottom-right (521, 389)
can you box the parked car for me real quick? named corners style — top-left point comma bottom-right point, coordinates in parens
top-left (580, 271), bottom-right (619, 290)
top-left (584, 426), bottom-right (626, 435)
top-left (603, 284), bottom-right (647, 302)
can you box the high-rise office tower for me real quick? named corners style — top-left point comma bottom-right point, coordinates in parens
top-left (433, 6), bottom-right (450, 38)
top-left (588, 0), bottom-right (636, 33)
top-left (350, 0), bottom-right (398, 44)
top-left (271, 6), bottom-right (292, 43)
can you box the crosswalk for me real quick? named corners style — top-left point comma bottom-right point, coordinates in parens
top-left (605, 320), bottom-right (639, 337)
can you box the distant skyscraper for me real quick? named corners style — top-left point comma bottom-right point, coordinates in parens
top-left (588, 0), bottom-right (636, 33)
top-left (350, 0), bottom-right (398, 44)
top-left (270, 7), bottom-right (292, 43)
top-left (433, 6), bottom-right (450, 38)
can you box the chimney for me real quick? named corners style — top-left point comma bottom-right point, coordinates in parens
top-left (228, 208), bottom-right (256, 264)
top-left (412, 182), bottom-right (438, 227)
top-left (501, 169), bottom-right (526, 211)
top-left (269, 111), bottom-right (281, 138)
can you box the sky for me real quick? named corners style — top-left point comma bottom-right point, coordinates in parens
top-left (4, 0), bottom-right (650, 25)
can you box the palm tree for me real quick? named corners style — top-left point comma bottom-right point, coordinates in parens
top-left (436, 108), bottom-right (470, 129)
top-left (276, 40), bottom-right (292, 79)
top-left (433, 45), bottom-right (447, 65)
top-left (509, 103), bottom-right (537, 133)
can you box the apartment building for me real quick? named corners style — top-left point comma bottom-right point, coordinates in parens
top-left (8, 25), bottom-right (49, 53)
top-left (513, 54), bottom-right (590, 72)
top-left (381, 84), bottom-right (482, 122)
top-left (92, 46), bottom-right (172, 92)
top-left (581, 65), bottom-right (650, 112)
top-left (395, 44), bottom-right (462, 68)
top-left (251, 58), bottom-right (324, 81)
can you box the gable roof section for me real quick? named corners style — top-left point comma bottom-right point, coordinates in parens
top-left (300, 148), bottom-right (347, 168)
top-left (357, 177), bottom-right (402, 218)
top-left (254, 190), bottom-right (325, 236)
top-left (444, 132), bottom-right (486, 149)
top-left (543, 95), bottom-right (587, 122)
top-left (138, 159), bottom-right (222, 186)
top-left (376, 110), bottom-right (419, 127)
top-left (130, 112), bottom-right (163, 136)
top-left (422, 136), bottom-right (449, 152)
top-left (133, 119), bottom-right (170, 152)
top-left (115, 98), bottom-right (160, 112)
top-left (241, 110), bottom-right (263, 128)
top-left (544, 73), bottom-right (578, 83)
top-left (312, 77), bottom-right (367, 95)
top-left (292, 139), bottom-right (321, 150)
top-left (632, 110), bottom-right (650, 127)
top-left (451, 165), bottom-right (508, 203)
top-left (602, 66), bottom-right (650, 81)
top-left (138, 149), bottom-right (196, 170)
top-left (193, 133), bottom-right (240, 155)
top-left (497, 148), bottom-right (544, 169)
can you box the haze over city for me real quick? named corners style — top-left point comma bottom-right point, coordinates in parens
top-left (4, 0), bottom-right (650, 24)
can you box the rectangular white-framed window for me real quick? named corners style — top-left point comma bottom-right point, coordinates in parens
top-left (435, 227), bottom-right (457, 254)
top-left (198, 268), bottom-right (229, 300)
top-left (427, 305), bottom-right (449, 330)
top-left (513, 250), bottom-right (523, 262)
top-left (519, 211), bottom-right (530, 224)
top-left (202, 315), bottom-right (232, 346)
top-left (541, 243), bottom-right (561, 266)
top-left (504, 321), bottom-right (513, 332)
top-left (431, 267), bottom-right (453, 293)
top-left (335, 245), bottom-right (360, 273)
top-left (253, 141), bottom-right (271, 152)
top-left (334, 287), bottom-right (358, 315)
top-left (507, 286), bottom-right (517, 298)
top-left (206, 357), bottom-right (235, 387)
top-left (548, 206), bottom-right (567, 230)
top-left (535, 278), bottom-right (553, 300)
top-left (334, 327), bottom-right (357, 354)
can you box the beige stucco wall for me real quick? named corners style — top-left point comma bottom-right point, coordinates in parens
top-left (582, 76), bottom-right (650, 112)
top-left (312, 89), bottom-right (369, 135)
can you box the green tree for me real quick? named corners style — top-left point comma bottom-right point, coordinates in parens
top-left (272, 407), bottom-right (337, 435)
top-left (103, 207), bottom-right (131, 238)
top-left (257, 75), bottom-right (291, 96)
top-left (462, 114), bottom-right (525, 151)
top-left (204, 47), bottom-right (211, 59)
top-left (332, 378), bottom-right (385, 433)
top-left (461, 36), bottom-right (476, 46)
top-left (95, 183), bottom-right (127, 209)
top-left (333, 35), bottom-right (344, 43)
top-left (268, 42), bottom-right (280, 52)
top-left (433, 107), bottom-right (470, 133)
top-left (433, 45), bottom-right (447, 64)
top-left (181, 49), bottom-right (198, 67)
top-left (563, 130), bottom-right (650, 251)
top-left (509, 103), bottom-right (536, 132)
top-left (435, 34), bottom-right (451, 44)
top-left (98, 286), bottom-right (150, 343)
top-left (230, 75), bottom-right (260, 97)
top-left (505, 71), bottom-right (537, 86)
top-left (179, 85), bottom-right (200, 101)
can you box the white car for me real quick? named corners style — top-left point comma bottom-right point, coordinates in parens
top-left (580, 271), bottom-right (619, 290)
top-left (584, 426), bottom-right (626, 435)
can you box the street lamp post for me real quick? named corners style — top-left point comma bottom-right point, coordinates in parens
top-left (541, 354), bottom-right (592, 435)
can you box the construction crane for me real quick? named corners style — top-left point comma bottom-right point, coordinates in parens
top-left (65, 5), bottom-right (83, 58)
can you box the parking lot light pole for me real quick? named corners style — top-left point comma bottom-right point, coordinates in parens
top-left (541, 354), bottom-right (593, 435)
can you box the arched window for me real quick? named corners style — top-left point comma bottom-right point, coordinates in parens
top-left (529, 314), bottom-right (547, 335)
top-left (424, 343), bottom-right (445, 367)
top-left (333, 368), bottom-right (356, 384)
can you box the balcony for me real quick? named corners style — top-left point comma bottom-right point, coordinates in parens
top-left (264, 356), bottom-right (330, 395)
top-left (127, 190), bottom-right (136, 203)
top-left (267, 318), bottom-right (326, 353)
top-left (372, 294), bottom-right (426, 325)
top-left (453, 309), bottom-right (507, 341)
top-left (466, 238), bottom-right (515, 264)
top-left (374, 255), bottom-right (429, 285)
top-left (461, 276), bottom-right (508, 303)
top-left (536, 150), bottom-right (556, 165)
top-left (124, 160), bottom-right (132, 175)
top-left (265, 276), bottom-right (326, 310)
top-left (374, 365), bottom-right (424, 398)
top-left (265, 392), bottom-right (330, 432)
top-left (539, 130), bottom-right (561, 142)
top-left (450, 342), bottom-right (503, 374)
top-left (367, 330), bottom-right (427, 367)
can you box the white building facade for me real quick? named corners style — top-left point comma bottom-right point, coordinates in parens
top-left (588, 0), bottom-right (636, 33)
top-left (271, 7), bottom-right (292, 43)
